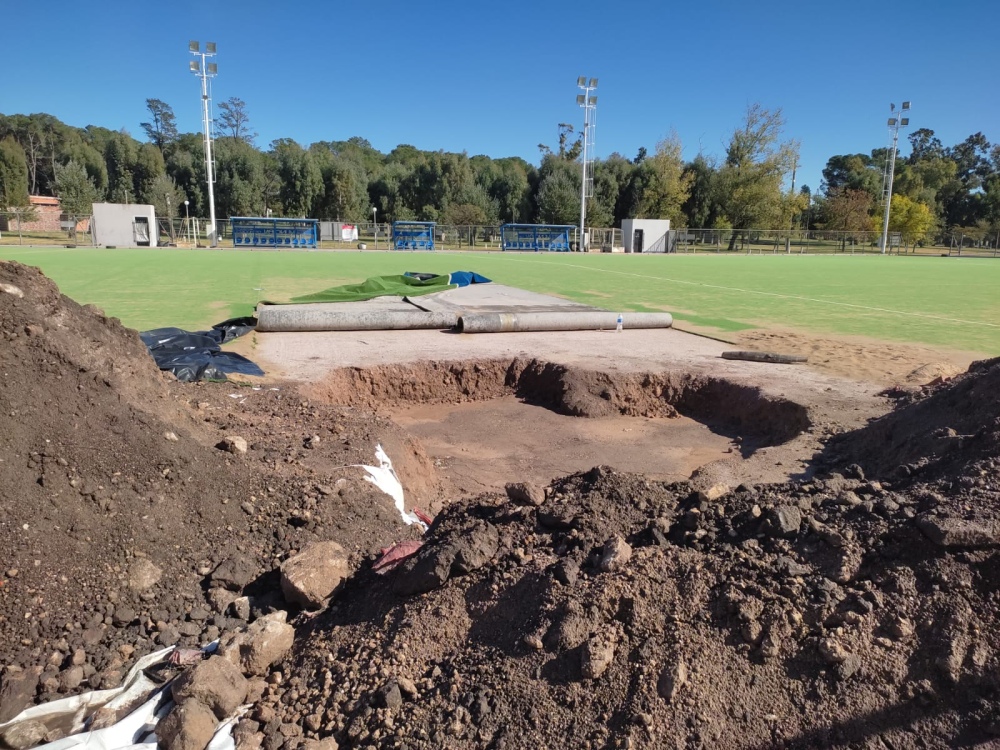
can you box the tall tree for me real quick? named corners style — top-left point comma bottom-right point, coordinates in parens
top-left (907, 128), bottom-right (944, 163)
top-left (636, 134), bottom-right (693, 224)
top-left (104, 131), bottom-right (139, 203)
top-left (717, 104), bottom-right (798, 247)
top-left (145, 174), bottom-right (185, 220)
top-left (534, 155), bottom-right (579, 225)
top-left (53, 160), bottom-right (100, 216)
top-left (134, 143), bottom-right (166, 204)
top-left (882, 194), bottom-right (936, 250)
top-left (681, 154), bottom-right (720, 228)
top-left (271, 139), bottom-right (322, 217)
top-left (820, 153), bottom-right (882, 199)
top-left (216, 98), bottom-right (257, 144)
top-left (0, 137), bottom-right (30, 208)
top-left (821, 187), bottom-right (873, 246)
top-left (140, 99), bottom-right (178, 150)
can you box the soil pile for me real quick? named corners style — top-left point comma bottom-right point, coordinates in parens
top-left (0, 262), bottom-right (429, 719)
top-left (3, 261), bottom-right (999, 750)
top-left (827, 356), bottom-right (1000, 489)
top-left (267, 364), bottom-right (1000, 748)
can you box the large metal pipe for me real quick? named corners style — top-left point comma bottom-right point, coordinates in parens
top-left (457, 311), bottom-right (673, 334)
top-left (256, 305), bottom-right (457, 332)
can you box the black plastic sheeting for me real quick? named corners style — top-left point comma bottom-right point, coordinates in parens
top-left (140, 317), bottom-right (263, 382)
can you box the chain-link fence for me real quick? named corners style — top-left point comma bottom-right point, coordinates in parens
top-left (4, 213), bottom-right (999, 257)
top-left (0, 212), bottom-right (95, 247)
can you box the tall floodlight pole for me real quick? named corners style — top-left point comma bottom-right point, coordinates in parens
top-left (373, 207), bottom-right (378, 251)
top-left (879, 101), bottom-right (910, 255)
top-left (576, 77), bottom-right (598, 252)
top-left (190, 41), bottom-right (218, 248)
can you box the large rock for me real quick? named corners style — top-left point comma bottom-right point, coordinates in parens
top-left (598, 536), bottom-right (632, 573)
top-left (171, 656), bottom-right (249, 719)
top-left (156, 700), bottom-right (219, 750)
top-left (0, 719), bottom-right (47, 750)
top-left (280, 541), bottom-right (351, 609)
top-left (764, 506), bottom-right (802, 537)
top-left (697, 484), bottom-right (731, 503)
top-left (128, 558), bottom-right (162, 592)
top-left (211, 554), bottom-right (258, 591)
top-left (0, 665), bottom-right (42, 722)
top-left (218, 612), bottom-right (295, 677)
top-left (917, 516), bottom-right (1000, 547)
top-left (393, 521), bottom-right (499, 596)
top-left (505, 482), bottom-right (545, 506)
top-left (657, 661), bottom-right (688, 702)
top-left (581, 627), bottom-right (617, 680)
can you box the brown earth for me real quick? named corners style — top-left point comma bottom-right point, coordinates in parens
top-left (734, 328), bottom-right (977, 386)
top-left (2, 260), bottom-right (1000, 750)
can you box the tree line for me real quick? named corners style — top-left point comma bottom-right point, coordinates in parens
top-left (1, 98), bottom-right (998, 246)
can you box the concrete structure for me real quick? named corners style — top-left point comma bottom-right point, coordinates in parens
top-left (319, 222), bottom-right (359, 242)
top-left (622, 219), bottom-right (672, 253)
top-left (91, 203), bottom-right (158, 248)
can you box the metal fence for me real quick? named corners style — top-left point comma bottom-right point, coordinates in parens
top-left (3, 213), bottom-right (999, 258)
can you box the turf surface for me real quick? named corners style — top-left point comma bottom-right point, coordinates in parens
top-left (1, 247), bottom-right (998, 354)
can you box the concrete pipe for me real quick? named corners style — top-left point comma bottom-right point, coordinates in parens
top-left (457, 311), bottom-right (673, 334)
top-left (256, 305), bottom-right (457, 332)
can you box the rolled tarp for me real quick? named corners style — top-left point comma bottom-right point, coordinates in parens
top-left (256, 304), bottom-right (456, 332)
top-left (457, 311), bottom-right (673, 334)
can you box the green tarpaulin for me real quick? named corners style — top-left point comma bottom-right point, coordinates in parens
top-left (289, 274), bottom-right (455, 303)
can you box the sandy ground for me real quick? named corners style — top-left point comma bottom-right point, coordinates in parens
top-left (238, 285), bottom-right (985, 497)
top-left (241, 325), bottom-right (885, 491)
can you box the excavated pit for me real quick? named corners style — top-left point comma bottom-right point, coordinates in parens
top-left (305, 358), bottom-right (811, 494)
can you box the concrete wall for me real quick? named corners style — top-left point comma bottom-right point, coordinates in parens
top-left (622, 219), bottom-right (671, 253)
top-left (92, 203), bottom-right (158, 248)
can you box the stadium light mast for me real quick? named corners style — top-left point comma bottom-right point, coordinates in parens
top-left (189, 41), bottom-right (219, 248)
top-left (879, 101), bottom-right (910, 255)
top-left (577, 77), bottom-right (597, 252)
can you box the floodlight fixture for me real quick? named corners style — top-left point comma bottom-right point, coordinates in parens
top-left (879, 100), bottom-right (912, 255)
top-left (189, 41), bottom-right (219, 247)
top-left (575, 76), bottom-right (599, 251)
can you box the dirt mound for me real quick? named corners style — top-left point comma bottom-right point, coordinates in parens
top-left (271, 462), bottom-right (1000, 749)
top-left (306, 359), bottom-right (810, 449)
top-left (826, 357), bottom-right (1000, 487)
top-left (5, 261), bottom-right (1000, 749)
top-left (735, 328), bottom-right (978, 386)
top-left (0, 262), bottom-right (431, 716)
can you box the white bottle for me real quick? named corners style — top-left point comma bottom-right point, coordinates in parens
top-left (616, 313), bottom-right (623, 333)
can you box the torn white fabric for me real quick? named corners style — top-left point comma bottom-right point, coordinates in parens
top-left (355, 444), bottom-right (426, 529)
top-left (0, 643), bottom-right (240, 750)
top-left (0, 646), bottom-right (172, 742)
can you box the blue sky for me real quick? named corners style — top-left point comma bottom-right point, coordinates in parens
top-left (4, 0), bottom-right (997, 193)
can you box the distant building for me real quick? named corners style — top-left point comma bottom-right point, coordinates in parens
top-left (1, 195), bottom-right (63, 232)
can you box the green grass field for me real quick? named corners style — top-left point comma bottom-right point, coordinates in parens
top-left (1, 247), bottom-right (998, 355)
